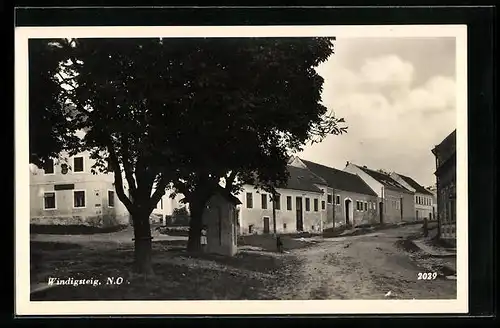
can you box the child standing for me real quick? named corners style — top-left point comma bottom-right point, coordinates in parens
top-left (200, 225), bottom-right (208, 252)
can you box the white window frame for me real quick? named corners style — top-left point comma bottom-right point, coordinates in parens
top-left (246, 192), bottom-right (253, 209)
top-left (73, 189), bottom-right (87, 209)
top-left (73, 156), bottom-right (85, 173)
top-left (108, 189), bottom-right (115, 208)
top-left (43, 191), bottom-right (57, 210)
top-left (43, 158), bottom-right (55, 175)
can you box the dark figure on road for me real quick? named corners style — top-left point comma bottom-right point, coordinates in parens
top-left (276, 235), bottom-right (284, 253)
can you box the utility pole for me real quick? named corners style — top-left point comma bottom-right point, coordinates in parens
top-left (271, 190), bottom-right (277, 235)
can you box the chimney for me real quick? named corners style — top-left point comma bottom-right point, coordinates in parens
top-left (363, 165), bottom-right (367, 169)
top-left (346, 161), bottom-right (350, 166)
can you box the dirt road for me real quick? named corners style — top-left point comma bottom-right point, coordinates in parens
top-left (270, 224), bottom-right (457, 300)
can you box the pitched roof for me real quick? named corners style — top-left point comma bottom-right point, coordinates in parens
top-left (301, 159), bottom-right (378, 196)
top-left (281, 165), bottom-right (325, 193)
top-left (357, 165), bottom-right (412, 193)
top-left (395, 173), bottom-right (434, 195)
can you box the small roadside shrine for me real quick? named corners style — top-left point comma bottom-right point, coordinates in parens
top-left (202, 187), bottom-right (241, 256)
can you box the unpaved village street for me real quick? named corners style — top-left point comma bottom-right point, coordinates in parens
top-left (31, 224), bottom-right (457, 301)
top-left (267, 224), bottom-right (457, 300)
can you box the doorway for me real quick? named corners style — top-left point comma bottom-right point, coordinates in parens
top-left (295, 197), bottom-right (304, 231)
top-left (379, 201), bottom-right (384, 224)
top-left (263, 217), bottom-right (270, 234)
top-left (345, 199), bottom-right (352, 226)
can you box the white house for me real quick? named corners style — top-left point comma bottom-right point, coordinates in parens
top-left (389, 172), bottom-right (435, 221)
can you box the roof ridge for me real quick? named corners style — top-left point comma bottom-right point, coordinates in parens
top-left (300, 158), bottom-right (358, 177)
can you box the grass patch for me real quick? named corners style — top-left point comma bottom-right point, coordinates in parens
top-left (30, 224), bottom-right (129, 235)
top-left (394, 239), bottom-right (422, 253)
top-left (30, 239), bottom-right (291, 301)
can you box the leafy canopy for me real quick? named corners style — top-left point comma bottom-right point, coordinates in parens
top-left (29, 37), bottom-right (347, 213)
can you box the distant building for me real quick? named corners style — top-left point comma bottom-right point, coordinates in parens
top-left (431, 130), bottom-right (456, 243)
top-left (389, 172), bottom-right (435, 222)
top-left (344, 163), bottom-right (414, 224)
top-left (29, 150), bottom-right (179, 229)
top-left (426, 184), bottom-right (438, 221)
top-left (237, 164), bottom-right (327, 235)
top-left (292, 157), bottom-right (379, 228)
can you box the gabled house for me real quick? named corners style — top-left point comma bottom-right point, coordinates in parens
top-left (29, 150), bottom-right (179, 229)
top-left (237, 164), bottom-right (328, 235)
top-left (431, 130), bottom-right (456, 243)
top-left (344, 163), bottom-right (414, 224)
top-left (292, 157), bottom-right (379, 228)
top-left (389, 172), bottom-right (435, 222)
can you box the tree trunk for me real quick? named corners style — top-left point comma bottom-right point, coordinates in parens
top-left (187, 199), bottom-right (205, 253)
top-left (132, 211), bottom-right (154, 275)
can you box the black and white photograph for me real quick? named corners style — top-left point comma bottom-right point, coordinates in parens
top-left (15, 24), bottom-right (468, 315)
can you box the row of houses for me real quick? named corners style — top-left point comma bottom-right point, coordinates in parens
top-left (29, 151), bottom-right (436, 236)
top-left (236, 156), bottom-right (436, 235)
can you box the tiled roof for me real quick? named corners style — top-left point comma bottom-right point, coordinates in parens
top-left (301, 160), bottom-right (378, 196)
top-left (280, 165), bottom-right (326, 193)
top-left (357, 165), bottom-right (413, 193)
top-left (395, 173), bottom-right (434, 195)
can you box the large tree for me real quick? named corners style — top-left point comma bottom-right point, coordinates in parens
top-left (29, 37), bottom-right (347, 273)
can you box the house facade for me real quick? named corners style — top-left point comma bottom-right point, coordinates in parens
top-left (295, 158), bottom-right (379, 228)
top-left (390, 172), bottom-right (435, 222)
top-left (344, 163), bottom-right (414, 224)
top-left (237, 164), bottom-right (327, 235)
top-left (431, 130), bottom-right (456, 243)
top-left (29, 150), bottom-right (176, 228)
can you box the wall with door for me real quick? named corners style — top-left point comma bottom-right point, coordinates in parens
top-left (237, 185), bottom-right (325, 235)
top-left (332, 190), bottom-right (379, 227)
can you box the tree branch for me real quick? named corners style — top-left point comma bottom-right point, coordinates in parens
top-left (121, 136), bottom-right (137, 196)
top-left (148, 174), bottom-right (169, 213)
top-left (105, 138), bottom-right (134, 213)
top-left (224, 170), bottom-right (238, 192)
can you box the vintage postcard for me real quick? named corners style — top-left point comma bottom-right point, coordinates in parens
top-left (15, 24), bottom-right (468, 315)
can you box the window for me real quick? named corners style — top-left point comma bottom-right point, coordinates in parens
top-left (364, 202), bottom-right (367, 211)
top-left (108, 190), bottom-right (115, 207)
top-left (248, 225), bottom-right (254, 234)
top-left (321, 200), bottom-right (326, 210)
top-left (314, 199), bottom-right (319, 212)
top-left (43, 159), bottom-right (54, 174)
top-left (274, 195), bottom-right (281, 210)
top-left (43, 192), bottom-right (56, 209)
top-left (261, 194), bottom-right (268, 209)
top-left (73, 190), bottom-right (86, 208)
top-left (73, 157), bottom-right (84, 172)
top-left (305, 198), bottom-right (310, 211)
top-left (336, 195), bottom-right (341, 205)
top-left (246, 192), bottom-right (253, 208)
top-left (356, 201), bottom-right (361, 211)
top-left (286, 196), bottom-right (292, 211)
top-left (373, 202), bottom-right (377, 210)
top-left (327, 194), bottom-right (333, 204)
top-left (283, 223), bottom-right (287, 230)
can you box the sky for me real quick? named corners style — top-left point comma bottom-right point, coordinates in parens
top-left (298, 37), bottom-right (457, 188)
